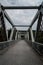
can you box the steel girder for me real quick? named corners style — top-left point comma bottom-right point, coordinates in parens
top-left (14, 25), bottom-right (30, 27)
top-left (3, 6), bottom-right (39, 9)
top-left (4, 11), bottom-right (14, 27)
top-left (0, 5), bottom-right (7, 41)
top-left (29, 10), bottom-right (40, 28)
top-left (35, 12), bottom-right (42, 41)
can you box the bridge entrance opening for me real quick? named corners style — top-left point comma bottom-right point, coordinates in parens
top-left (21, 35), bottom-right (25, 39)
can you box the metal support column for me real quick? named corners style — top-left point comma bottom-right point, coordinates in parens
top-left (30, 28), bottom-right (35, 42)
top-left (35, 12), bottom-right (42, 41)
top-left (27, 32), bottom-right (29, 40)
top-left (15, 30), bottom-right (18, 40)
top-left (17, 31), bottom-right (19, 40)
top-left (6, 30), bottom-right (8, 40)
top-left (9, 28), bottom-right (14, 40)
top-left (0, 4), bottom-right (7, 41)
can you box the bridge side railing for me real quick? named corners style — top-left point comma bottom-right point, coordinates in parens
top-left (0, 40), bottom-right (19, 50)
top-left (32, 41), bottom-right (43, 55)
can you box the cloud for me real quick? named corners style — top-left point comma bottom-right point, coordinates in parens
top-left (7, 0), bottom-right (43, 6)
top-left (0, 0), bottom-right (10, 5)
top-left (0, 0), bottom-right (43, 6)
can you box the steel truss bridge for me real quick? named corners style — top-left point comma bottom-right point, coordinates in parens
top-left (0, 2), bottom-right (43, 65)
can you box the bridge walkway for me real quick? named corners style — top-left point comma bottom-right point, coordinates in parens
top-left (0, 40), bottom-right (43, 65)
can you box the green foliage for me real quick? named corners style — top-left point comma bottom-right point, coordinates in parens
top-left (33, 30), bottom-right (43, 43)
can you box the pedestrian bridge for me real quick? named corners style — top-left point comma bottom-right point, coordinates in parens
top-left (0, 2), bottom-right (43, 65)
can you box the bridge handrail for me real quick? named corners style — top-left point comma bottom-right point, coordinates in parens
top-left (0, 40), bottom-right (15, 44)
top-left (33, 41), bottom-right (43, 45)
top-left (0, 40), bottom-right (19, 50)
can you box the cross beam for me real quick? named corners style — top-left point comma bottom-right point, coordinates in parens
top-left (3, 6), bottom-right (39, 9)
top-left (14, 25), bottom-right (30, 27)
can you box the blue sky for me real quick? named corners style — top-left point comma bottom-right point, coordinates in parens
top-left (0, 0), bottom-right (43, 30)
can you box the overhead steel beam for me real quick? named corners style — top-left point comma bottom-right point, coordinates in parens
top-left (14, 25), bottom-right (30, 27)
top-left (4, 11), bottom-right (14, 27)
top-left (3, 6), bottom-right (39, 9)
top-left (29, 10), bottom-right (40, 28)
top-left (29, 2), bottom-right (43, 29)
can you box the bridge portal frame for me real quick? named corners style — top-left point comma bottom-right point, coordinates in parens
top-left (0, 2), bottom-right (43, 42)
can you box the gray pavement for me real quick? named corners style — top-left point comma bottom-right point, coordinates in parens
top-left (0, 40), bottom-right (43, 65)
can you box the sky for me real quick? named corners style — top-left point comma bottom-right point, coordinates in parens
top-left (0, 0), bottom-right (43, 30)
